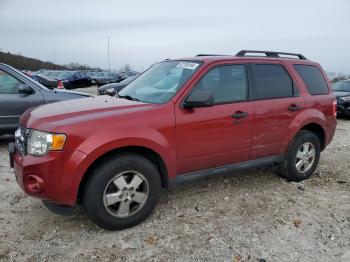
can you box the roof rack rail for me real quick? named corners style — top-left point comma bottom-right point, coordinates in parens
top-left (235, 50), bottom-right (307, 60)
top-left (196, 54), bottom-right (227, 57)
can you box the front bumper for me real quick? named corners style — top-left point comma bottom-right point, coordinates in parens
top-left (10, 146), bottom-right (87, 206)
top-left (337, 98), bottom-right (350, 116)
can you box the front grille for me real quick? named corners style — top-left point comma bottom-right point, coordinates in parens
top-left (15, 126), bottom-right (28, 155)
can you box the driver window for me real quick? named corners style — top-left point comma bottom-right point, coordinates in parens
top-left (0, 69), bottom-right (23, 94)
top-left (192, 65), bottom-right (247, 104)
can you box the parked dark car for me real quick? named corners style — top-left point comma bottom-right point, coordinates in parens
top-left (31, 74), bottom-right (58, 89)
top-left (97, 75), bottom-right (138, 95)
top-left (87, 71), bottom-right (99, 84)
top-left (333, 79), bottom-right (350, 118)
top-left (0, 63), bottom-right (91, 135)
top-left (56, 71), bottom-right (92, 89)
top-left (94, 71), bottom-right (122, 86)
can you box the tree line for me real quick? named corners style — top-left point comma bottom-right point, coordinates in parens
top-left (0, 51), bottom-right (67, 71)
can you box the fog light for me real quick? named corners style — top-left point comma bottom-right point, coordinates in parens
top-left (24, 175), bottom-right (45, 193)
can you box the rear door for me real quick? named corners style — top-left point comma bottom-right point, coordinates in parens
top-left (0, 68), bottom-right (44, 132)
top-left (250, 62), bottom-right (305, 159)
top-left (72, 72), bottom-right (81, 88)
top-left (175, 64), bottom-right (254, 174)
top-left (80, 72), bottom-right (89, 87)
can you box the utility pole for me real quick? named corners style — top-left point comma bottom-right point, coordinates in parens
top-left (108, 35), bottom-right (111, 79)
top-left (53, 46), bottom-right (56, 75)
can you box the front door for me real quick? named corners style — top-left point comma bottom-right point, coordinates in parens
top-left (175, 64), bottom-right (253, 174)
top-left (0, 69), bottom-right (44, 132)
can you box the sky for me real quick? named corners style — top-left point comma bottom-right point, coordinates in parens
top-left (0, 0), bottom-right (349, 73)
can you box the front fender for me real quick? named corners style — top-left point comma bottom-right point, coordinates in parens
top-left (69, 126), bottom-right (176, 202)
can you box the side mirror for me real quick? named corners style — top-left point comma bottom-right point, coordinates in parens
top-left (183, 90), bottom-right (214, 109)
top-left (105, 88), bottom-right (117, 96)
top-left (18, 84), bottom-right (33, 95)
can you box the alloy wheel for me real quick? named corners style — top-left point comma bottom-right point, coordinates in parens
top-left (103, 171), bottom-right (149, 218)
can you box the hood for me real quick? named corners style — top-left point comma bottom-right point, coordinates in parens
top-left (52, 88), bottom-right (91, 97)
top-left (21, 95), bottom-right (158, 131)
top-left (334, 91), bottom-right (350, 97)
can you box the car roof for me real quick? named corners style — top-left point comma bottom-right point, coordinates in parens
top-left (175, 55), bottom-right (315, 64)
top-left (170, 50), bottom-right (315, 65)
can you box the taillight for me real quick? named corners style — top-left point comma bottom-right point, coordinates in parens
top-left (332, 99), bottom-right (337, 117)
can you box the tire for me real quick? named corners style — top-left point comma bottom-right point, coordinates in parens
top-left (42, 200), bottom-right (75, 216)
top-left (344, 112), bottom-right (350, 120)
top-left (82, 153), bottom-right (161, 230)
top-left (279, 130), bottom-right (321, 182)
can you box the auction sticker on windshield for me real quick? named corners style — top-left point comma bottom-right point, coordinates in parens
top-left (176, 62), bottom-right (199, 70)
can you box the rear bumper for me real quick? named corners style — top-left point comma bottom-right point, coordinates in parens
top-left (325, 117), bottom-right (337, 148)
top-left (12, 148), bottom-right (87, 206)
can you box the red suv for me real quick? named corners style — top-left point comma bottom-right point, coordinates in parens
top-left (9, 50), bottom-right (337, 230)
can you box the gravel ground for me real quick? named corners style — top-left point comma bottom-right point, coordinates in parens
top-left (0, 90), bottom-right (349, 261)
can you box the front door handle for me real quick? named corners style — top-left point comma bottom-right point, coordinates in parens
top-left (231, 111), bottom-right (248, 119)
top-left (288, 104), bottom-right (303, 112)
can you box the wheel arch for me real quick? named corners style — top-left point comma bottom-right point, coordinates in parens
top-left (299, 122), bottom-right (326, 151)
top-left (76, 146), bottom-right (169, 203)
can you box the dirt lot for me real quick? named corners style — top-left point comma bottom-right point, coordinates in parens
top-left (0, 90), bottom-right (349, 261)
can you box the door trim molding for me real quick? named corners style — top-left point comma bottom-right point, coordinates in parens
top-left (0, 115), bottom-right (21, 118)
top-left (170, 155), bottom-right (284, 186)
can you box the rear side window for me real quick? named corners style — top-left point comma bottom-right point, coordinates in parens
top-left (294, 65), bottom-right (329, 95)
top-left (253, 64), bottom-right (295, 99)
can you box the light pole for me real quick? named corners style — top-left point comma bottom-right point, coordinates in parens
top-left (108, 36), bottom-right (111, 79)
top-left (53, 46), bottom-right (56, 75)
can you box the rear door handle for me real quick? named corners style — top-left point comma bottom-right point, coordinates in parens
top-left (288, 104), bottom-right (303, 112)
top-left (231, 111), bottom-right (248, 119)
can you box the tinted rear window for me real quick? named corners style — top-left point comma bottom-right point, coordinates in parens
top-left (253, 64), bottom-right (294, 99)
top-left (294, 65), bottom-right (329, 95)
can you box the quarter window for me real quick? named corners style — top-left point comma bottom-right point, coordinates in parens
top-left (191, 65), bottom-right (247, 104)
top-left (253, 64), bottom-right (295, 99)
top-left (294, 64), bottom-right (329, 95)
top-left (0, 69), bottom-right (23, 94)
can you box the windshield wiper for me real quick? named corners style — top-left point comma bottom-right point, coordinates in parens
top-left (118, 94), bottom-right (140, 101)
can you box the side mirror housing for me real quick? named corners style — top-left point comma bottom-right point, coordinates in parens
top-left (18, 84), bottom-right (33, 95)
top-left (183, 90), bottom-right (214, 109)
top-left (105, 88), bottom-right (117, 96)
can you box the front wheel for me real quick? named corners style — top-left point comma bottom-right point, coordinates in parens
top-left (83, 154), bottom-right (161, 230)
top-left (279, 130), bottom-right (321, 182)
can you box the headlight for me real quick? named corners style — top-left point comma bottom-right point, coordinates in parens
top-left (340, 96), bottom-right (350, 101)
top-left (27, 130), bottom-right (66, 156)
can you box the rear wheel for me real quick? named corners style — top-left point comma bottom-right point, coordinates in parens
top-left (279, 130), bottom-right (321, 181)
top-left (83, 153), bottom-right (161, 230)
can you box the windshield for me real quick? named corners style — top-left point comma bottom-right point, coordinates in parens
top-left (120, 75), bottom-right (137, 84)
top-left (333, 81), bottom-right (350, 92)
top-left (118, 61), bottom-right (201, 103)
